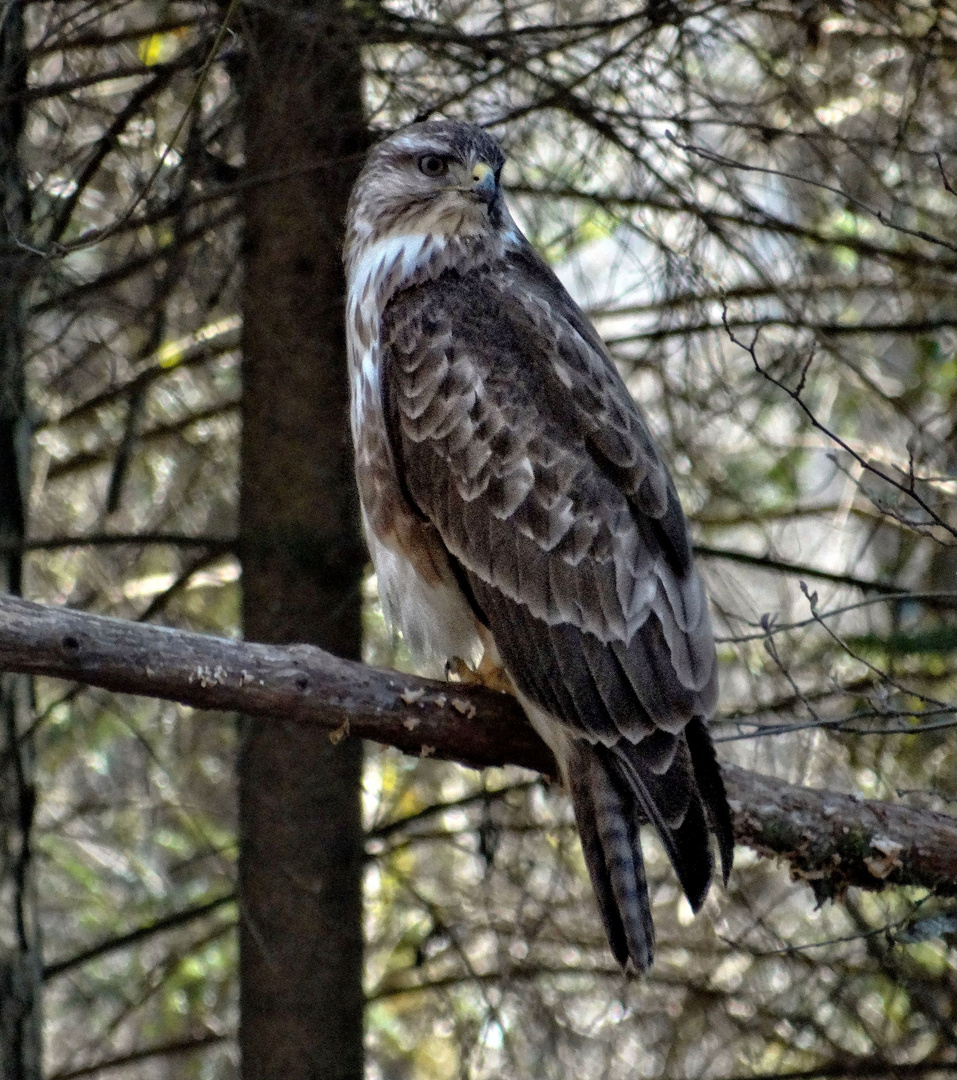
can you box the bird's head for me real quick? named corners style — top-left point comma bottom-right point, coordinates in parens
top-left (346, 120), bottom-right (509, 252)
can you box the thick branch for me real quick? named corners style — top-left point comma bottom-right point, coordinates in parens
top-left (0, 596), bottom-right (955, 899)
top-left (0, 596), bottom-right (549, 771)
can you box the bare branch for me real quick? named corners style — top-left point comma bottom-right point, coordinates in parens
top-left (0, 597), bottom-right (955, 900)
top-left (694, 544), bottom-right (909, 596)
top-left (43, 57), bottom-right (193, 248)
top-left (49, 1032), bottom-right (228, 1080)
top-left (31, 18), bottom-right (204, 58)
top-left (36, 323), bottom-right (239, 432)
top-left (45, 398), bottom-right (239, 481)
top-left (721, 312), bottom-right (957, 541)
top-left (667, 133), bottom-right (957, 257)
top-left (43, 895), bottom-right (234, 982)
top-left (16, 531), bottom-right (920, 599)
top-left (18, 533), bottom-right (234, 553)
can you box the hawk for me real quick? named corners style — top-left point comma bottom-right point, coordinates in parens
top-left (344, 120), bottom-right (733, 972)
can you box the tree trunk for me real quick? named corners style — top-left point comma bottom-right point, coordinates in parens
top-left (0, 3), bottom-right (40, 1078)
top-left (236, 5), bottom-right (367, 1080)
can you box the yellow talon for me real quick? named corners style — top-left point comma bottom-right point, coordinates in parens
top-left (447, 649), bottom-right (514, 695)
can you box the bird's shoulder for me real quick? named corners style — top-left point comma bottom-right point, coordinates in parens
top-left (381, 240), bottom-right (681, 536)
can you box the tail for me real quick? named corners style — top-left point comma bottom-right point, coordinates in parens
top-left (565, 717), bottom-right (733, 973)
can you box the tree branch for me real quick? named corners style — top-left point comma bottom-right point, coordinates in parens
top-left (16, 531), bottom-right (919, 600)
top-left (49, 1032), bottom-right (228, 1080)
top-left (0, 596), bottom-right (955, 900)
top-left (43, 894), bottom-right (235, 982)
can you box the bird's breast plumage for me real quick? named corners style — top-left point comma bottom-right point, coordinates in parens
top-left (345, 230), bottom-right (505, 671)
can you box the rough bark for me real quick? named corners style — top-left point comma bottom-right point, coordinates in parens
top-left (237, 4), bottom-right (367, 1079)
top-left (1, 594), bottom-right (956, 903)
top-left (0, 2), bottom-right (40, 1077)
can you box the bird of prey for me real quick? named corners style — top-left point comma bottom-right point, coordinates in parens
top-left (343, 120), bottom-right (733, 972)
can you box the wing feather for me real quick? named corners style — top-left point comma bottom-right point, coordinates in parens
top-left (380, 243), bottom-right (729, 961)
top-left (382, 251), bottom-right (718, 723)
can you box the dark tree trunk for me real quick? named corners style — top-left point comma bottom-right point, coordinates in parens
top-left (236, 4), bottom-right (367, 1079)
top-left (0, 3), bottom-right (39, 1079)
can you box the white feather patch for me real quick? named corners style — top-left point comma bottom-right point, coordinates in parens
top-left (346, 233), bottom-right (446, 432)
top-left (366, 521), bottom-right (482, 676)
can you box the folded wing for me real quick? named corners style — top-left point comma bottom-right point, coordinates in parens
top-left (380, 243), bottom-right (733, 970)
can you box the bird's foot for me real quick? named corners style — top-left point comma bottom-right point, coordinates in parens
top-left (446, 651), bottom-right (514, 694)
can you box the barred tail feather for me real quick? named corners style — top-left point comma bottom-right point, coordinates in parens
top-left (564, 729), bottom-right (730, 973)
top-left (566, 743), bottom-right (655, 972)
top-left (612, 737), bottom-right (715, 912)
top-left (520, 694), bottom-right (730, 974)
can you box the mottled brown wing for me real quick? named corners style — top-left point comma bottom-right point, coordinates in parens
top-left (380, 243), bottom-right (733, 935)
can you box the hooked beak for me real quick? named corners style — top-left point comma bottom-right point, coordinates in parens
top-left (471, 161), bottom-right (498, 204)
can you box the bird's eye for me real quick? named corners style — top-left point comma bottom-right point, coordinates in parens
top-left (418, 155), bottom-right (448, 178)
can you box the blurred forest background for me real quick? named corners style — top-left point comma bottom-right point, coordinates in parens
top-left (1, 0), bottom-right (956, 1078)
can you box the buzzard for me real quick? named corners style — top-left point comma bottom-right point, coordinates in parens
top-left (344, 120), bottom-right (732, 972)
